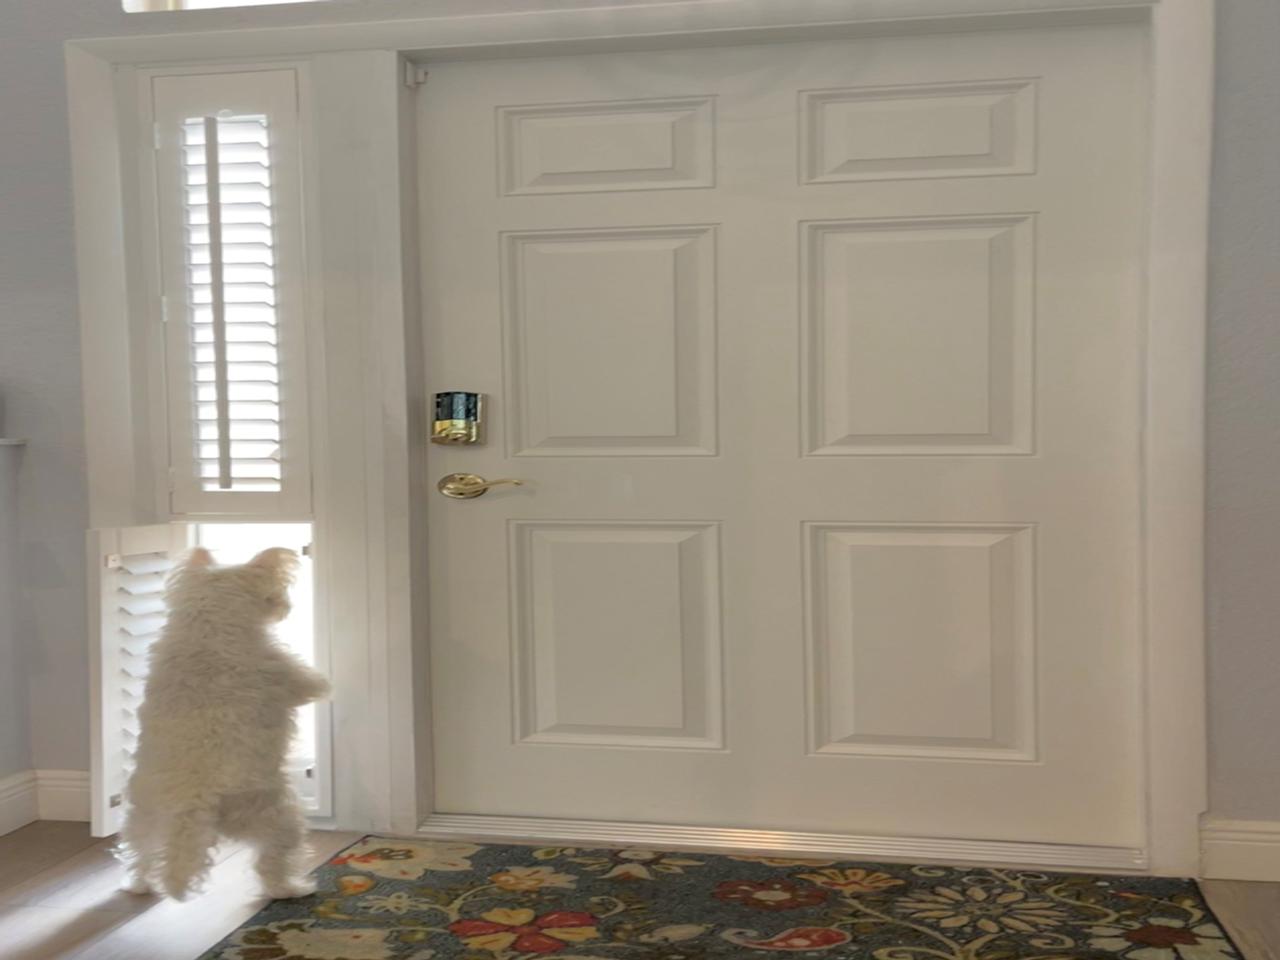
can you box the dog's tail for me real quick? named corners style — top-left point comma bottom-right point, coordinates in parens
top-left (158, 804), bottom-right (219, 900)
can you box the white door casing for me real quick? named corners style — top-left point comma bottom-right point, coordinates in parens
top-left (421, 24), bottom-right (1151, 857)
top-left (64, 0), bottom-right (1212, 874)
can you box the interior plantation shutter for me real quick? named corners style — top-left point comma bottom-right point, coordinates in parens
top-left (151, 71), bottom-right (311, 517)
top-left (88, 524), bottom-right (191, 837)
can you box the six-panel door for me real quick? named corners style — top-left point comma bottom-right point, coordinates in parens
top-left (422, 22), bottom-right (1148, 847)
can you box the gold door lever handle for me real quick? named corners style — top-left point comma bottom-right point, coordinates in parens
top-left (437, 473), bottom-right (525, 499)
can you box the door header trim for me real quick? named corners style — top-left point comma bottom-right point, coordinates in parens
top-left (68, 0), bottom-right (1155, 65)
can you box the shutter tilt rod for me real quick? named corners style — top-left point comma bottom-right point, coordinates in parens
top-left (203, 116), bottom-right (233, 490)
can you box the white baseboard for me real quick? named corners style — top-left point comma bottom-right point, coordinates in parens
top-left (1202, 818), bottom-right (1280, 881)
top-left (35, 769), bottom-right (90, 822)
top-left (0, 771), bottom-right (39, 836)
top-left (418, 813), bottom-right (1148, 873)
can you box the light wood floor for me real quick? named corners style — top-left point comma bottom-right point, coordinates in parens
top-left (0, 821), bottom-right (361, 960)
top-left (1203, 881), bottom-right (1280, 960)
top-left (0, 821), bottom-right (1276, 960)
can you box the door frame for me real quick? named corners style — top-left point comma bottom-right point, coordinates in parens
top-left (66, 0), bottom-right (1212, 875)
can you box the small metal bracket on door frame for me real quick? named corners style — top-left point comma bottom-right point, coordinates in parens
top-left (403, 61), bottom-right (429, 88)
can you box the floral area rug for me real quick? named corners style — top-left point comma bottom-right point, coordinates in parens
top-left (197, 835), bottom-right (1240, 960)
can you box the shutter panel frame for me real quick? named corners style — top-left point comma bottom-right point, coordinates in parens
top-left (88, 523), bottom-right (192, 837)
top-left (151, 70), bottom-right (312, 518)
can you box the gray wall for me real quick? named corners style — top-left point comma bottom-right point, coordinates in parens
top-left (0, 450), bottom-right (32, 778)
top-left (1, 0), bottom-right (96, 775)
top-left (1205, 0), bottom-right (1280, 822)
top-left (0, 0), bottom-right (1275, 821)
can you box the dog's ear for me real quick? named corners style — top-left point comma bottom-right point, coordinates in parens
top-left (248, 547), bottom-right (300, 587)
top-left (185, 546), bottom-right (215, 569)
top-left (247, 548), bottom-right (299, 621)
top-left (165, 546), bottom-right (214, 595)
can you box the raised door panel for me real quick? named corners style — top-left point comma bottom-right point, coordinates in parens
top-left (806, 523), bottom-right (1036, 761)
top-left (511, 521), bottom-right (723, 749)
top-left (499, 96), bottom-right (715, 195)
top-left (503, 226), bottom-right (717, 457)
top-left (803, 215), bottom-right (1034, 456)
top-left (801, 79), bottom-right (1036, 183)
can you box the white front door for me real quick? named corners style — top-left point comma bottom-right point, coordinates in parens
top-left (421, 22), bottom-right (1149, 851)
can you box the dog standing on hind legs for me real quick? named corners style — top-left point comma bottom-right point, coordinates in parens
top-left (118, 546), bottom-right (330, 900)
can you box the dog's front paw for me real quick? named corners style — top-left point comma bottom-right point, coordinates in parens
top-left (263, 878), bottom-right (317, 899)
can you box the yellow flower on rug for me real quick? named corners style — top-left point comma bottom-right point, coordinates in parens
top-left (489, 865), bottom-right (577, 892)
top-left (895, 884), bottom-right (1069, 934)
top-left (798, 867), bottom-right (906, 894)
top-left (329, 839), bottom-right (480, 880)
top-left (224, 919), bottom-right (392, 960)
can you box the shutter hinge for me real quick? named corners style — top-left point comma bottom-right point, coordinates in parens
top-left (153, 122), bottom-right (161, 151)
top-left (301, 543), bottom-right (313, 558)
top-left (167, 467), bottom-right (176, 493)
top-left (109, 793), bottom-right (123, 809)
top-left (159, 294), bottom-right (170, 323)
top-left (403, 61), bottom-right (428, 88)
top-left (104, 554), bottom-right (122, 570)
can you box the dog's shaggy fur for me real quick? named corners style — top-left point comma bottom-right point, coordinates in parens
top-left (118, 546), bottom-right (330, 900)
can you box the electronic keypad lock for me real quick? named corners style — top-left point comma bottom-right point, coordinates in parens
top-left (432, 391), bottom-right (485, 445)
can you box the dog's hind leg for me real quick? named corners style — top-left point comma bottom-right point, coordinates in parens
top-left (221, 789), bottom-right (314, 899)
top-left (117, 805), bottom-right (159, 894)
top-left (158, 804), bottom-right (219, 900)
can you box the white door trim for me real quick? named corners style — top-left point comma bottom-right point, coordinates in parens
top-left (66, 0), bottom-right (1212, 874)
top-left (70, 0), bottom-right (1155, 64)
top-left (1201, 819), bottom-right (1280, 882)
top-left (1139, 0), bottom-right (1213, 876)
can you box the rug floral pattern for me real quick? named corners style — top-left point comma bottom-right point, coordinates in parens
top-left (197, 836), bottom-right (1240, 960)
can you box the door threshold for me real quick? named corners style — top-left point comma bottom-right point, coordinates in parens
top-left (417, 813), bottom-right (1148, 873)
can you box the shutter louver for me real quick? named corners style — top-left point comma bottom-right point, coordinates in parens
top-left (89, 524), bottom-right (190, 837)
top-left (184, 114), bottom-right (284, 493)
top-left (152, 71), bottom-right (311, 516)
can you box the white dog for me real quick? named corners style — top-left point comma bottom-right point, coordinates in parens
top-left (118, 546), bottom-right (330, 900)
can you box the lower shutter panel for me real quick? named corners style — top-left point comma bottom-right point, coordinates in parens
top-left (88, 524), bottom-right (191, 837)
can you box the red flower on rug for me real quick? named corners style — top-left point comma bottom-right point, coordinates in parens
top-left (449, 908), bottom-right (598, 954)
top-left (331, 846), bottom-right (412, 866)
top-left (721, 926), bottom-right (852, 951)
top-left (1124, 923), bottom-right (1200, 948)
top-left (713, 879), bottom-right (828, 911)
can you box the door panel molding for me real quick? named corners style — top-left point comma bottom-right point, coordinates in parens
top-left (509, 520), bottom-right (725, 750)
top-left (502, 225), bottom-right (718, 457)
top-left (803, 522), bottom-right (1037, 763)
top-left (498, 96), bottom-right (716, 196)
top-left (801, 214), bottom-right (1035, 456)
top-left (799, 78), bottom-right (1037, 184)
